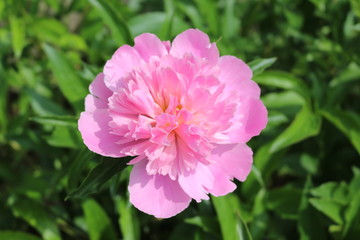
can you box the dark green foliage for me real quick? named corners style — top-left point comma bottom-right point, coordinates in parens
top-left (0, 0), bottom-right (359, 239)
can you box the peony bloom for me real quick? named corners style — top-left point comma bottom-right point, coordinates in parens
top-left (78, 29), bottom-right (267, 218)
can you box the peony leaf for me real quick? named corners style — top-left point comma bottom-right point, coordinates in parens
top-left (0, 231), bottom-right (42, 240)
top-left (309, 198), bottom-right (344, 225)
top-left (248, 57), bottom-right (277, 76)
top-left (321, 108), bottom-right (360, 155)
top-left (270, 107), bottom-right (321, 153)
top-left (29, 115), bottom-right (78, 128)
top-left (67, 157), bottom-right (131, 199)
top-left (343, 168), bottom-right (360, 239)
top-left (212, 194), bottom-right (252, 240)
top-left (82, 198), bottom-right (117, 240)
top-left (8, 196), bottom-right (61, 240)
top-left (9, 15), bottom-right (26, 58)
top-left (43, 44), bottom-right (87, 112)
top-left (298, 177), bottom-right (327, 240)
top-left (115, 195), bottom-right (140, 240)
top-left (253, 71), bottom-right (310, 102)
top-left (266, 185), bottom-right (302, 220)
top-left (89, 0), bottom-right (132, 45)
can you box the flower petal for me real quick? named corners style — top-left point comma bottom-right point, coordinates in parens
top-left (218, 56), bottom-right (259, 99)
top-left (78, 109), bottom-right (124, 157)
top-left (89, 73), bottom-right (112, 100)
top-left (227, 97), bottom-right (268, 143)
top-left (178, 163), bottom-right (214, 202)
top-left (134, 33), bottom-right (169, 62)
top-left (209, 143), bottom-right (253, 182)
top-left (170, 29), bottom-right (219, 64)
top-left (103, 45), bottom-right (141, 91)
top-left (129, 161), bottom-right (191, 218)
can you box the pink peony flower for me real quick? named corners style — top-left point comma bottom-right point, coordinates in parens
top-left (78, 29), bottom-right (267, 218)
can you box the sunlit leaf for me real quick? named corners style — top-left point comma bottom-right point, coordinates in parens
top-left (43, 44), bottom-right (87, 112)
top-left (8, 196), bottom-right (61, 240)
top-left (248, 58), bottom-right (277, 76)
top-left (270, 107), bottom-right (321, 153)
top-left (82, 198), bottom-right (117, 240)
top-left (115, 195), bottom-right (140, 240)
top-left (212, 194), bottom-right (252, 240)
top-left (89, 0), bottom-right (132, 45)
top-left (9, 15), bottom-right (26, 58)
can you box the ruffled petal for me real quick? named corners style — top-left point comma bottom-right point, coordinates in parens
top-left (178, 163), bottom-right (214, 202)
top-left (226, 97), bottom-right (268, 143)
top-left (218, 56), bottom-right (259, 99)
top-left (170, 29), bottom-right (219, 64)
top-left (129, 161), bottom-right (191, 218)
top-left (78, 109), bottom-right (124, 157)
top-left (134, 33), bottom-right (169, 62)
top-left (89, 73), bottom-right (112, 99)
top-left (103, 45), bottom-right (141, 91)
top-left (210, 143), bottom-right (253, 182)
top-left (85, 73), bottom-right (112, 112)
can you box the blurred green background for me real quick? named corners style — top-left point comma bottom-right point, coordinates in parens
top-left (1, 0), bottom-right (360, 239)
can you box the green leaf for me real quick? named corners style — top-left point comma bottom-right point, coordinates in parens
top-left (158, 0), bottom-right (175, 40)
top-left (0, 63), bottom-right (7, 139)
top-left (267, 186), bottom-right (302, 219)
top-left (8, 196), bottom-right (61, 240)
top-left (221, 0), bottom-right (240, 40)
top-left (330, 62), bottom-right (360, 87)
top-left (89, 0), bottom-right (132, 45)
top-left (29, 115), bottom-right (77, 127)
top-left (67, 148), bottom-right (95, 193)
top-left (351, 0), bottom-right (360, 18)
top-left (115, 195), bottom-right (140, 240)
top-left (128, 12), bottom-right (166, 36)
top-left (309, 198), bottom-right (344, 224)
top-left (270, 107), bottom-right (321, 153)
top-left (0, 231), bottom-right (42, 240)
top-left (310, 182), bottom-right (348, 205)
top-left (253, 71), bottom-right (310, 102)
top-left (9, 15), bottom-right (26, 58)
top-left (194, 0), bottom-right (219, 35)
top-left (82, 198), bottom-right (117, 240)
top-left (26, 88), bottom-right (68, 116)
top-left (45, 126), bottom-right (82, 149)
top-left (248, 58), bottom-right (277, 76)
top-left (67, 157), bottom-right (131, 199)
top-left (343, 168), bottom-right (360, 239)
top-left (262, 91), bottom-right (305, 108)
top-left (321, 108), bottom-right (360, 155)
top-left (184, 216), bottom-right (220, 236)
top-left (176, 2), bottom-right (203, 29)
top-left (298, 177), bottom-right (327, 240)
top-left (43, 44), bottom-right (87, 111)
top-left (212, 194), bottom-right (253, 240)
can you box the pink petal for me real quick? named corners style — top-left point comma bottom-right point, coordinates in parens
top-left (170, 29), bottom-right (219, 64)
top-left (227, 98), bottom-right (268, 143)
top-left (134, 33), bottom-right (169, 62)
top-left (178, 163), bottom-right (214, 202)
top-left (129, 161), bottom-right (191, 218)
top-left (89, 73), bottom-right (112, 100)
top-left (85, 73), bottom-right (112, 112)
top-left (207, 165), bottom-right (236, 196)
top-left (210, 143), bottom-right (253, 182)
top-left (103, 45), bottom-right (141, 91)
top-left (78, 109), bottom-right (124, 157)
top-left (218, 56), bottom-right (260, 99)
